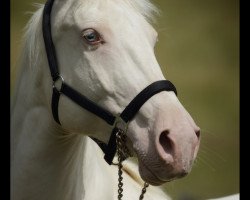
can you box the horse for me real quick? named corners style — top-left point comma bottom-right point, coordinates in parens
top-left (11, 0), bottom-right (201, 199)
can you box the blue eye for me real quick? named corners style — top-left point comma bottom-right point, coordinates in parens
top-left (85, 33), bottom-right (96, 41)
top-left (82, 29), bottom-right (103, 45)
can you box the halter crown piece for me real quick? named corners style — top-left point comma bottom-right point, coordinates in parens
top-left (42, 0), bottom-right (177, 165)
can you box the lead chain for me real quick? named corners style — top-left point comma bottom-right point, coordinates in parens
top-left (116, 129), bottom-right (149, 200)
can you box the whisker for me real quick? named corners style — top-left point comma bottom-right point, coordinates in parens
top-left (200, 128), bottom-right (220, 138)
top-left (192, 158), bottom-right (201, 168)
top-left (157, 27), bottom-right (168, 33)
top-left (200, 144), bottom-right (226, 162)
top-left (195, 155), bottom-right (216, 171)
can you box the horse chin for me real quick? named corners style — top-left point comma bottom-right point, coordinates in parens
top-left (137, 157), bottom-right (190, 186)
top-left (138, 161), bottom-right (166, 186)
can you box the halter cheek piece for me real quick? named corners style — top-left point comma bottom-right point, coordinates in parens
top-left (43, 0), bottom-right (177, 165)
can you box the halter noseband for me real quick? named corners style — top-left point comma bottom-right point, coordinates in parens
top-left (42, 0), bottom-right (177, 165)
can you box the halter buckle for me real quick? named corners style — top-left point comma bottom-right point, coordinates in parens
top-left (114, 115), bottom-right (129, 132)
top-left (52, 75), bottom-right (64, 93)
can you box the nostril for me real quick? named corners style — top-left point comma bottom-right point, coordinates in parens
top-left (159, 130), bottom-right (174, 155)
top-left (195, 129), bottom-right (201, 139)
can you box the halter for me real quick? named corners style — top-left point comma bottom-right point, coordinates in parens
top-left (42, 0), bottom-right (177, 165)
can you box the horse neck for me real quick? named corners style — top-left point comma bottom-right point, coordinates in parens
top-left (11, 49), bottom-right (114, 200)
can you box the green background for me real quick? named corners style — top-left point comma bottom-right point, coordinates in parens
top-left (11, 0), bottom-right (239, 199)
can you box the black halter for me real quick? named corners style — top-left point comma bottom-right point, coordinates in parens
top-left (42, 0), bottom-right (177, 165)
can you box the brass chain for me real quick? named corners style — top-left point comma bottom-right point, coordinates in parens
top-left (116, 129), bottom-right (149, 200)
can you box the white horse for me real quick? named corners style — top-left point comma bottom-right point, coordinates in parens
top-left (11, 0), bottom-right (201, 199)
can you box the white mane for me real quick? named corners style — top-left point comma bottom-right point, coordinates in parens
top-left (116, 0), bottom-right (159, 23)
top-left (19, 4), bottom-right (43, 73)
top-left (68, 0), bottom-right (159, 22)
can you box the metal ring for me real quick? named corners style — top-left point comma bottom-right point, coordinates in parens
top-left (113, 114), bottom-right (129, 132)
top-left (52, 75), bottom-right (64, 93)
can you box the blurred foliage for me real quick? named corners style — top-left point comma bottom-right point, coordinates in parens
top-left (11, 0), bottom-right (239, 199)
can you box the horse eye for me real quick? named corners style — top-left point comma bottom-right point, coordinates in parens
top-left (81, 29), bottom-right (103, 45)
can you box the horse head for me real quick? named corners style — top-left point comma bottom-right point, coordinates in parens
top-left (42, 0), bottom-right (200, 186)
